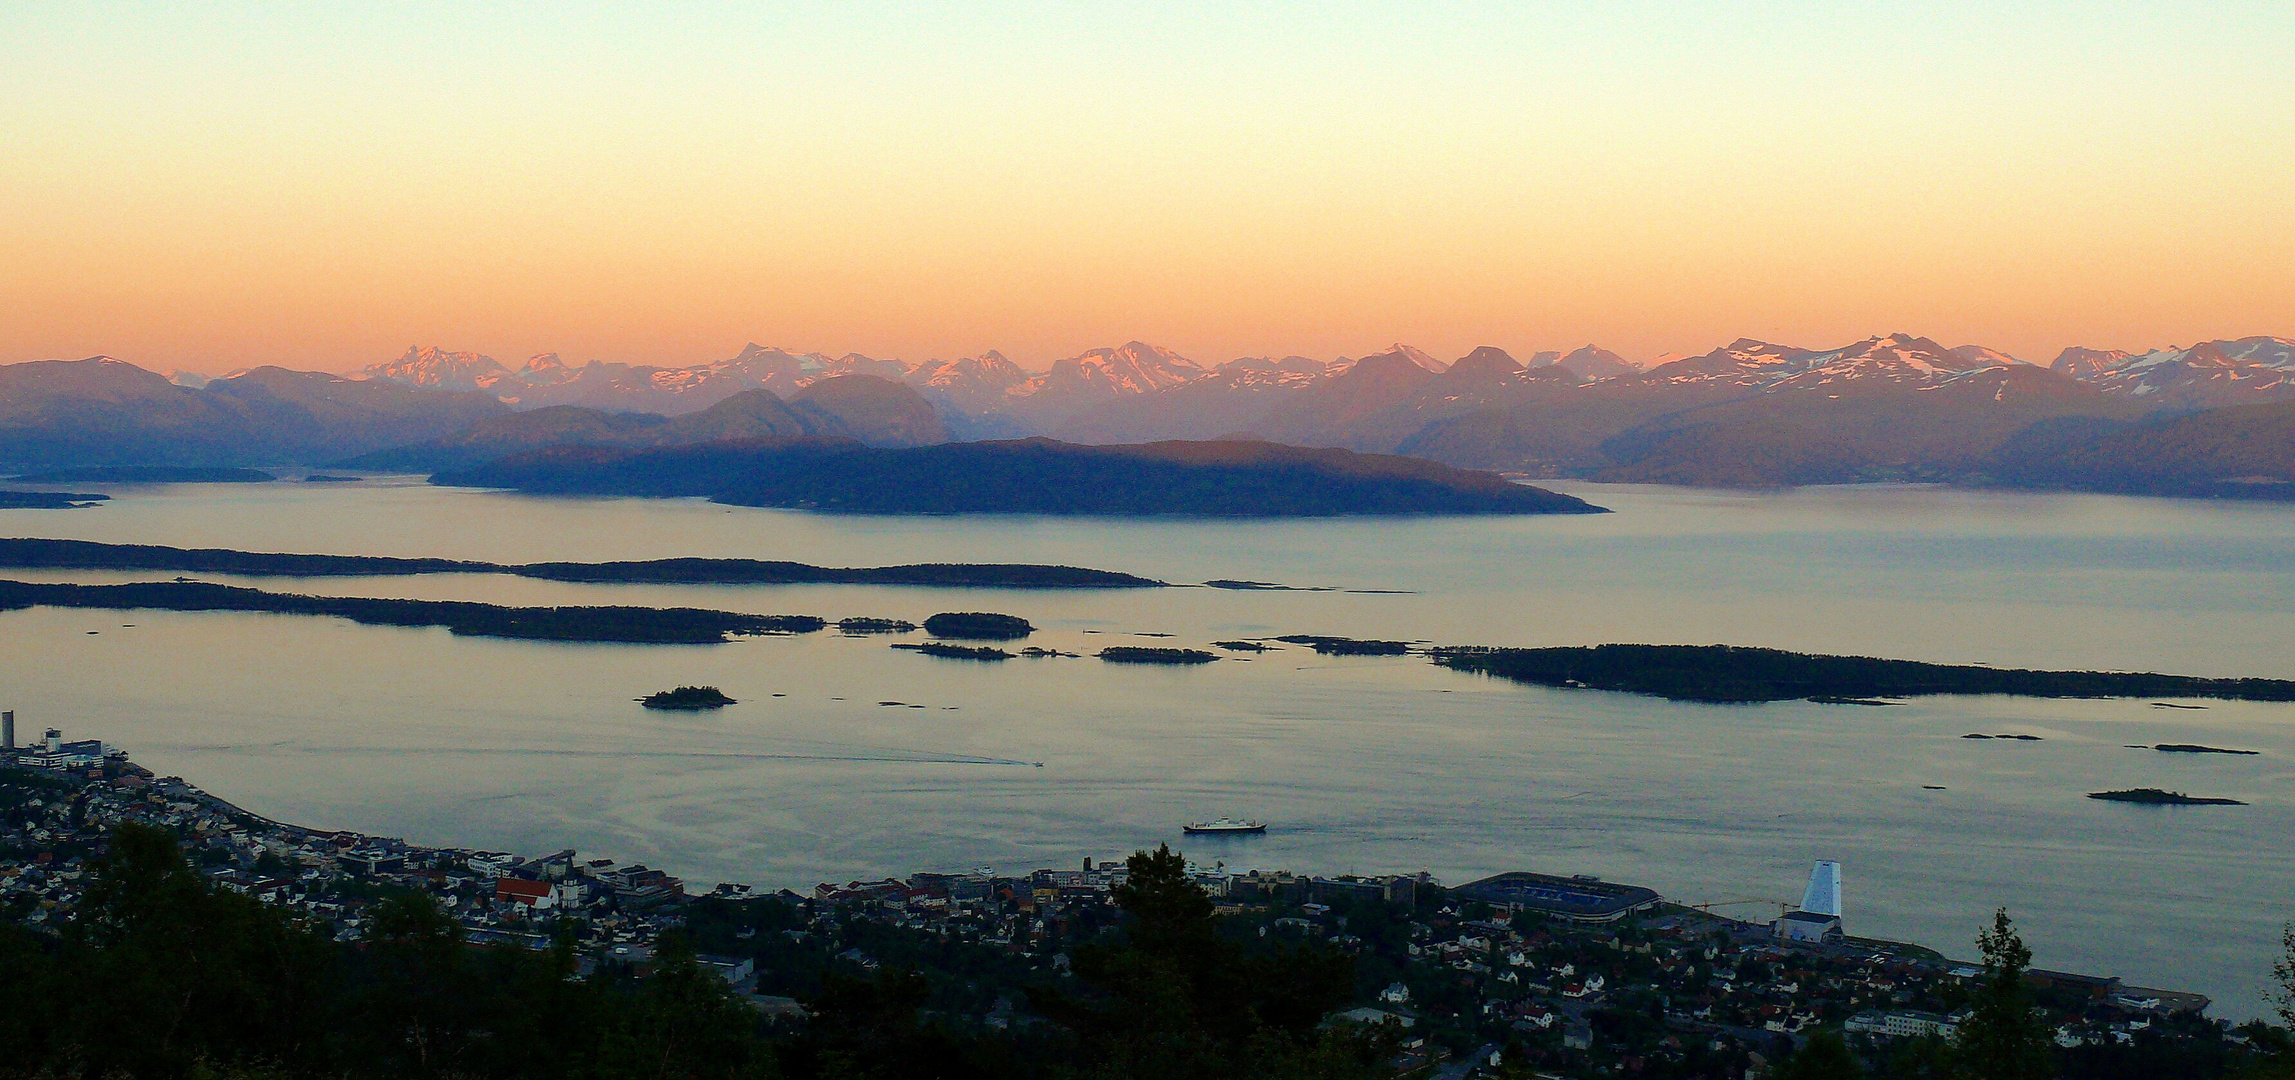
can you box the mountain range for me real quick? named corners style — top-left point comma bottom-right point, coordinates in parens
top-left (1, 358), bottom-right (505, 468)
top-left (346, 376), bottom-right (947, 472)
top-left (7, 332), bottom-right (2291, 498)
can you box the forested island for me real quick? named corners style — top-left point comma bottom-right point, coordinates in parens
top-left (641, 686), bottom-right (737, 709)
top-left (891, 642), bottom-right (1013, 661)
top-left (0, 537), bottom-right (1162, 589)
top-left (0, 579), bottom-right (823, 644)
top-left (922, 612), bottom-right (1035, 640)
top-left (1429, 644), bottom-right (2295, 704)
top-left (1276, 634), bottom-right (1413, 656)
top-left (1098, 647), bottom-right (1219, 664)
top-left (430, 437), bottom-right (1605, 517)
top-left (2087, 789), bottom-right (2246, 806)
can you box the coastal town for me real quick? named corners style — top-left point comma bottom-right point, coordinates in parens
top-left (0, 725), bottom-right (2255, 1078)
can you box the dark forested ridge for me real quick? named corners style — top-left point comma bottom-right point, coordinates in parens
top-left (1982, 400), bottom-right (2295, 499)
top-left (0, 579), bottom-right (824, 644)
top-left (433, 437), bottom-right (1605, 516)
top-left (1430, 644), bottom-right (2295, 704)
top-left (0, 537), bottom-right (1164, 588)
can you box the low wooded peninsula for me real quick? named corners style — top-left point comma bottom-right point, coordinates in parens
top-left (0, 491), bottom-right (109, 509)
top-left (1429, 644), bottom-right (2295, 704)
top-left (9, 466), bottom-right (276, 483)
top-left (0, 579), bottom-right (823, 644)
top-left (430, 436), bottom-right (1605, 517)
top-left (1276, 634), bottom-right (1413, 656)
top-left (891, 642), bottom-right (1013, 661)
top-left (0, 537), bottom-right (1161, 589)
top-left (2087, 788), bottom-right (2246, 806)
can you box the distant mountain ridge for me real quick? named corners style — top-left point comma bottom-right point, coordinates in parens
top-left (346, 376), bottom-right (946, 472)
top-left (0, 356), bottom-right (505, 468)
top-left (2048, 336), bottom-right (2295, 411)
top-left (12, 331), bottom-right (2291, 496)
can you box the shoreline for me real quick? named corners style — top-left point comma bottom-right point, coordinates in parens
top-left (0, 739), bottom-right (2214, 1022)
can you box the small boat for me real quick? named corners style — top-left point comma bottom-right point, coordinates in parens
top-left (1182, 818), bottom-right (1266, 835)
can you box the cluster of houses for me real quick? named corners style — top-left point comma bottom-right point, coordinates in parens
top-left (0, 737), bottom-right (2231, 1076)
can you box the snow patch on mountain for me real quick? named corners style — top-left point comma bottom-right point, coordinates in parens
top-left (2053, 336), bottom-right (2295, 408)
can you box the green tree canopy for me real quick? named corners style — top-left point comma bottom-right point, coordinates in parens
top-left (1954, 908), bottom-right (2054, 1080)
top-left (1778, 1029), bottom-right (1866, 1079)
top-left (1033, 843), bottom-right (1381, 1080)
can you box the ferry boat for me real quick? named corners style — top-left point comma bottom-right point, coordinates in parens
top-left (1182, 818), bottom-right (1266, 835)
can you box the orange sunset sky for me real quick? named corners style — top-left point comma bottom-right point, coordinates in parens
top-left (5, 3), bottom-right (2291, 373)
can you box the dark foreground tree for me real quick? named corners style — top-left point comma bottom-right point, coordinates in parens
top-left (60, 822), bottom-right (336, 1078)
top-left (2249, 923), bottom-right (2295, 1080)
top-left (779, 967), bottom-right (1017, 1080)
top-left (594, 932), bottom-right (776, 1080)
top-left (2276, 922), bottom-right (2295, 1029)
top-left (1778, 1029), bottom-right (1866, 1079)
top-left (0, 821), bottom-right (779, 1080)
top-left (1955, 909), bottom-right (2054, 1080)
top-left (1033, 843), bottom-right (1388, 1080)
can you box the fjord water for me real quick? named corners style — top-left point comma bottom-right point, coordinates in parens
top-left (3, 479), bottom-right (2292, 1017)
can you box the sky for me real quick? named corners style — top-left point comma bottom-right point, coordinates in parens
top-left (4, 2), bottom-right (2292, 374)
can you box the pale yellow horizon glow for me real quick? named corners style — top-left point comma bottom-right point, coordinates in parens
top-left (4, 3), bottom-right (2291, 374)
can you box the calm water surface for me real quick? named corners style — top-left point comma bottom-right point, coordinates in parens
top-left (2, 478), bottom-right (2290, 1017)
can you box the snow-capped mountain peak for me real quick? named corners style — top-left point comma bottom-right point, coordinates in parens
top-left (2058, 336), bottom-right (2295, 408)
top-left (360, 346), bottom-right (517, 393)
top-left (1332, 344), bottom-right (1448, 376)
top-left (1202, 355), bottom-right (1328, 390)
top-left (1391, 344), bottom-right (1447, 373)
top-left (1948, 344), bottom-right (2028, 369)
top-left (1019, 341), bottom-right (1206, 400)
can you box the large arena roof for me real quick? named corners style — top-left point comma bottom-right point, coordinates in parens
top-left (1453, 872), bottom-right (1661, 923)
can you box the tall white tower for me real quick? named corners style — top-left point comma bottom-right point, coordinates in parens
top-left (1801, 860), bottom-right (1843, 918)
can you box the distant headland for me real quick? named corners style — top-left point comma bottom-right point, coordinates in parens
top-left (0, 491), bottom-right (109, 510)
top-left (9, 466), bottom-right (276, 484)
top-left (1430, 644), bottom-right (2295, 704)
top-left (0, 579), bottom-right (824, 645)
top-left (430, 437), bottom-right (1606, 517)
top-left (0, 537), bottom-right (1162, 590)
